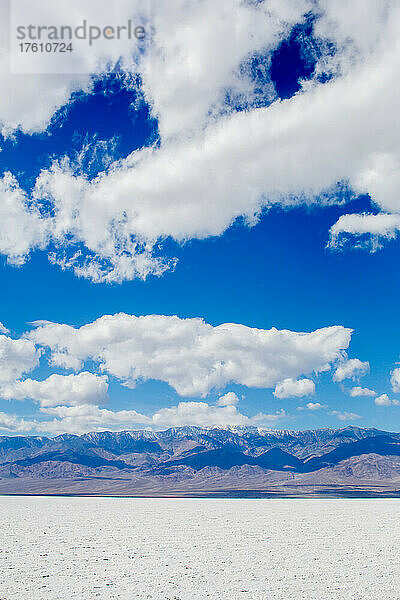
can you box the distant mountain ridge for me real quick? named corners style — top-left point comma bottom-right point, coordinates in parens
top-left (1, 426), bottom-right (400, 495)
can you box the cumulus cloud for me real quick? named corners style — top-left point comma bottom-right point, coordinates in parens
top-left (0, 399), bottom-right (287, 435)
top-left (0, 313), bottom-right (355, 435)
top-left (298, 401), bottom-right (326, 411)
top-left (273, 378), bottom-right (315, 399)
top-left (329, 410), bottom-right (361, 421)
top-left (333, 358), bottom-right (369, 382)
top-left (0, 173), bottom-right (49, 266)
top-left (32, 400), bottom-right (288, 435)
top-left (216, 392), bottom-right (240, 407)
top-left (0, 1), bottom-right (91, 136)
top-left (306, 402), bottom-right (324, 411)
top-left (0, 1), bottom-right (316, 282)
top-left (37, 404), bottom-right (150, 435)
top-left (374, 394), bottom-right (400, 407)
top-left (349, 386), bottom-right (377, 397)
top-left (28, 313), bottom-right (352, 397)
top-left (0, 2), bottom-right (400, 280)
top-left (0, 0), bottom-right (309, 136)
top-left (151, 401), bottom-right (279, 429)
top-left (0, 333), bottom-right (40, 384)
top-left (0, 312), bottom-right (354, 435)
top-left (390, 368), bottom-right (400, 393)
top-left (1, 372), bottom-right (109, 408)
top-left (0, 0), bottom-right (150, 135)
top-left (0, 52), bottom-right (90, 137)
top-left (142, 0), bottom-right (310, 138)
top-left (314, 0), bottom-right (391, 73)
top-left (0, 412), bottom-right (34, 433)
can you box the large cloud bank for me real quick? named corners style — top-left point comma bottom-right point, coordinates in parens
top-left (0, 313), bottom-right (352, 434)
top-left (28, 314), bottom-right (352, 396)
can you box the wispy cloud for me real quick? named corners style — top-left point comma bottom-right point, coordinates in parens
top-left (274, 378), bottom-right (315, 399)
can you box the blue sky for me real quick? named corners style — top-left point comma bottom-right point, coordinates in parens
top-left (1, 1), bottom-right (400, 435)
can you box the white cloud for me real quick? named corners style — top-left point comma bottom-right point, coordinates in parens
top-left (150, 401), bottom-right (287, 430)
top-left (0, 173), bottom-right (49, 266)
top-left (0, 398), bottom-right (289, 435)
top-left (329, 410), bottom-right (361, 421)
top-left (0, 1), bottom-right (90, 135)
top-left (314, 0), bottom-right (391, 75)
top-left (0, 412), bottom-right (34, 433)
top-left (28, 313), bottom-right (352, 397)
top-left (0, 322), bottom-right (9, 335)
top-left (142, 0), bottom-right (310, 138)
top-left (216, 392), bottom-right (239, 407)
top-left (0, 312), bottom-right (354, 435)
top-left (329, 151), bottom-right (400, 247)
top-left (0, 0), bottom-right (311, 137)
top-left (0, 313), bottom-right (355, 436)
top-left (0, 65), bottom-right (90, 139)
top-left (0, 1), bottom-right (316, 281)
top-left (374, 394), bottom-right (400, 407)
top-left (33, 400), bottom-right (288, 435)
top-left (1, 3), bottom-right (400, 280)
top-left (32, 8), bottom-right (400, 281)
top-left (349, 386), bottom-right (377, 397)
top-left (152, 401), bottom-right (257, 429)
top-left (0, 333), bottom-right (40, 384)
top-left (1, 372), bottom-right (109, 408)
top-left (306, 402), bottom-right (323, 411)
top-left (390, 368), bottom-right (400, 393)
top-left (37, 404), bottom-right (150, 435)
top-left (273, 377), bottom-right (315, 399)
top-left (333, 358), bottom-right (369, 382)
top-left (0, 0), bottom-right (150, 135)
top-left (329, 213), bottom-right (400, 251)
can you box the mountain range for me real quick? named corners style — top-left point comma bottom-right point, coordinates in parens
top-left (1, 425), bottom-right (400, 496)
